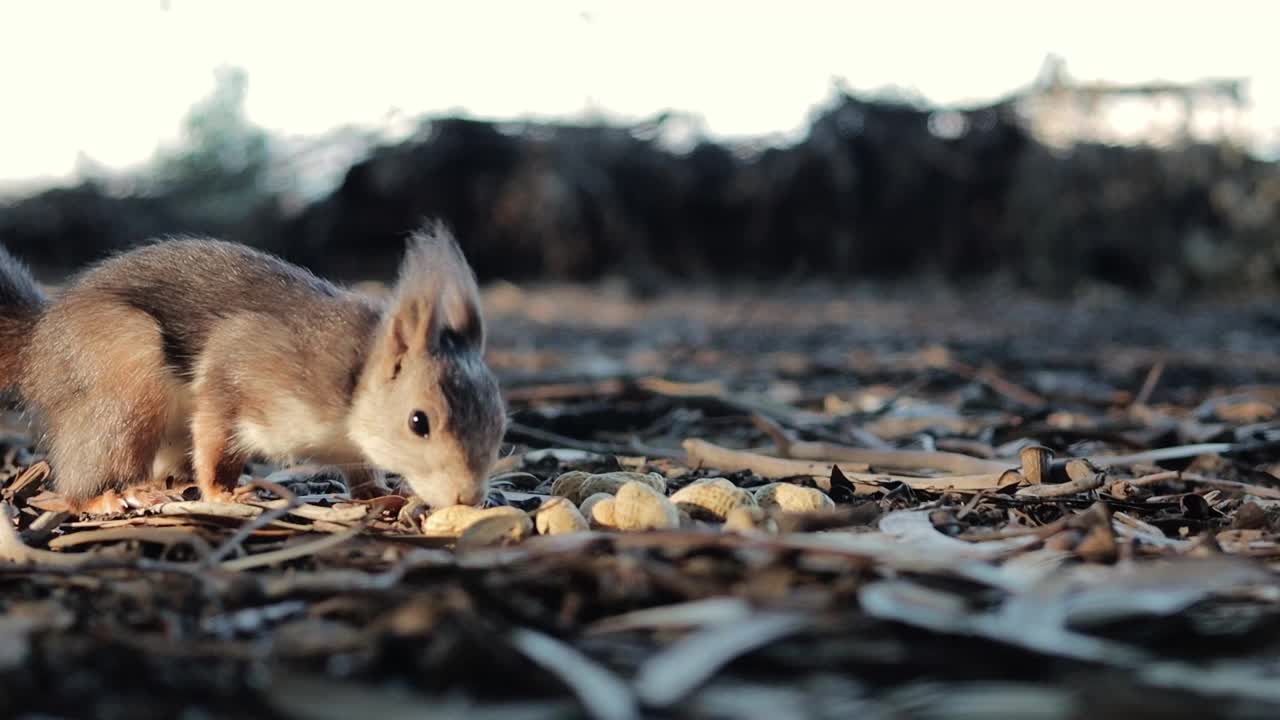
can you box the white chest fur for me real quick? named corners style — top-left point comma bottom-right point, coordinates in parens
top-left (235, 395), bottom-right (365, 466)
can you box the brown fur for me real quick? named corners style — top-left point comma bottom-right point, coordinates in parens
top-left (0, 246), bottom-right (46, 390)
top-left (0, 223), bottom-right (506, 512)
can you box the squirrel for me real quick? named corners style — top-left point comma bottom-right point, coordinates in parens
top-left (0, 222), bottom-right (506, 514)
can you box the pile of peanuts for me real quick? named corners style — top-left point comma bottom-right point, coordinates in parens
top-left (421, 470), bottom-right (836, 542)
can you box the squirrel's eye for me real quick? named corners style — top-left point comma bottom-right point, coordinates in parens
top-left (408, 410), bottom-right (431, 437)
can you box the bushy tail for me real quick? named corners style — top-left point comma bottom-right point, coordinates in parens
top-left (0, 246), bottom-right (47, 391)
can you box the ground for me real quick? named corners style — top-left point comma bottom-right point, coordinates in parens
top-left (3, 282), bottom-right (1280, 719)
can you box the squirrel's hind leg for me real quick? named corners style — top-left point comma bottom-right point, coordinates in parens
top-left (25, 300), bottom-right (183, 514)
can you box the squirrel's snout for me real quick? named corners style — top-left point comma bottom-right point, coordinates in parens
top-left (453, 481), bottom-right (488, 507)
top-left (406, 469), bottom-right (489, 509)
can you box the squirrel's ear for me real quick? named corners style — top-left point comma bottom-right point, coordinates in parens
top-left (385, 294), bottom-right (434, 361)
top-left (381, 222), bottom-right (484, 370)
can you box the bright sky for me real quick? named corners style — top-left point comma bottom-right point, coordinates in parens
top-left (2, 0), bottom-right (1278, 184)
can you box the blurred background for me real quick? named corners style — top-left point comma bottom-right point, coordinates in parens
top-left (2, 0), bottom-right (1279, 298)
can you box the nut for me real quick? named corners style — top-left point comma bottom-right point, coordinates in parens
top-left (550, 471), bottom-right (667, 504)
top-left (669, 477), bottom-right (755, 520)
top-left (588, 498), bottom-right (617, 528)
top-left (607, 481), bottom-right (680, 531)
top-left (422, 505), bottom-right (527, 536)
top-left (549, 471), bottom-right (594, 502)
top-left (723, 506), bottom-right (767, 532)
top-left (533, 496), bottom-right (590, 535)
top-left (579, 492), bottom-right (616, 529)
top-left (753, 483), bottom-right (834, 513)
top-left (457, 512), bottom-right (533, 548)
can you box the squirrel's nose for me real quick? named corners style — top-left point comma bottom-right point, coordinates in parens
top-left (454, 481), bottom-right (488, 507)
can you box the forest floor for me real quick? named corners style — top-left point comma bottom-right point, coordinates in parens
top-left (4, 281), bottom-right (1280, 719)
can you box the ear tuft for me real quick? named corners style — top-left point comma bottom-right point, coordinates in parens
top-left (384, 220), bottom-right (485, 358)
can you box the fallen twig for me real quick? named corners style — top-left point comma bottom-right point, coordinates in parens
top-left (1126, 470), bottom-right (1183, 487)
top-left (0, 501), bottom-right (91, 568)
top-left (21, 510), bottom-right (69, 545)
top-left (683, 439), bottom-right (1019, 493)
top-left (752, 414), bottom-right (1012, 474)
top-left (208, 494), bottom-right (305, 565)
top-left (1016, 472), bottom-right (1105, 498)
top-left (1177, 473), bottom-right (1280, 500)
top-left (219, 523), bottom-right (367, 572)
top-left (46, 526), bottom-right (214, 557)
top-left (1, 461), bottom-right (51, 505)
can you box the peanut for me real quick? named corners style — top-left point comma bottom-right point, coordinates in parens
top-left (723, 506), bottom-right (767, 533)
top-left (550, 471), bottom-right (667, 504)
top-left (579, 492), bottom-right (617, 529)
top-left (753, 483), bottom-right (834, 513)
top-left (605, 481), bottom-right (680, 531)
top-left (533, 496), bottom-right (590, 535)
top-left (421, 505), bottom-right (527, 536)
top-left (458, 512), bottom-right (533, 548)
top-left (669, 477), bottom-right (755, 520)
